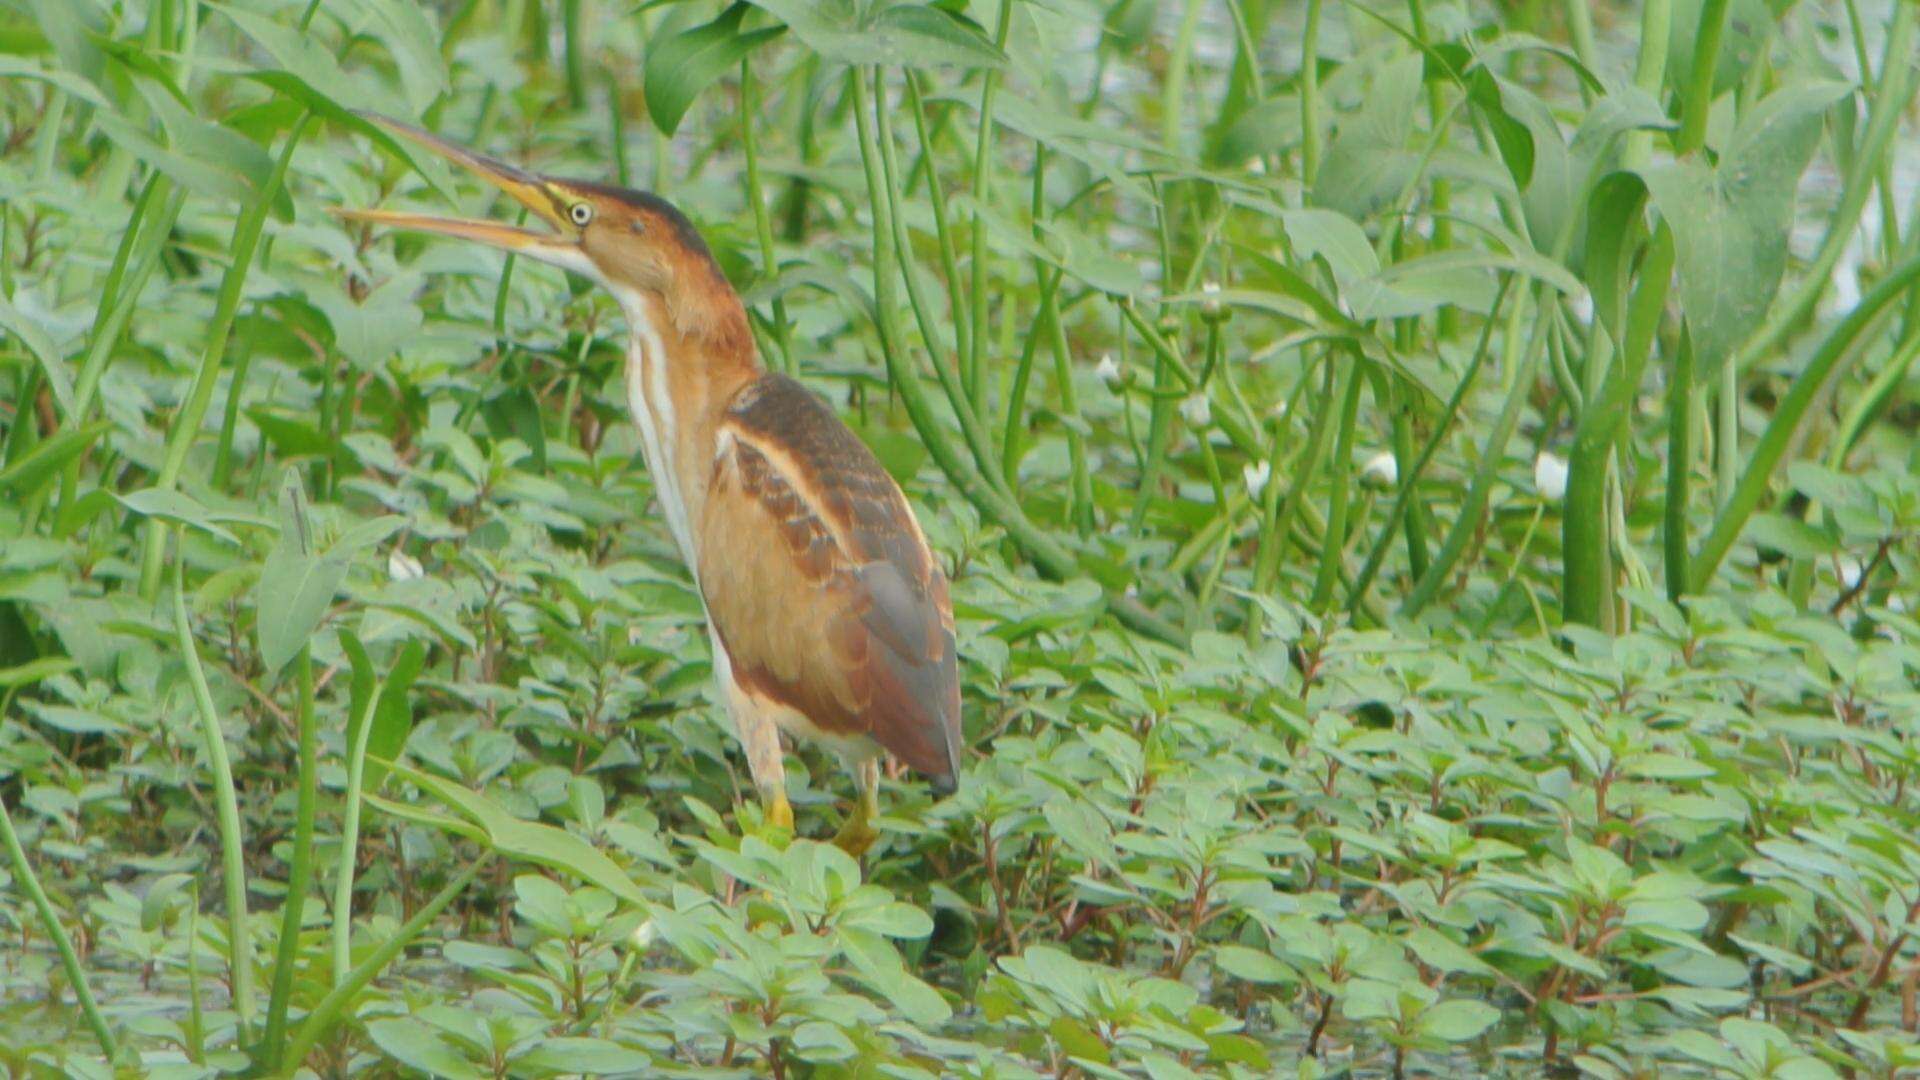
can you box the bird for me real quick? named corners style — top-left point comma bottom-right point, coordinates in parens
top-left (337, 114), bottom-right (962, 854)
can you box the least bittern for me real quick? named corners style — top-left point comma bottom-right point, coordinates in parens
top-left (340, 115), bottom-right (961, 854)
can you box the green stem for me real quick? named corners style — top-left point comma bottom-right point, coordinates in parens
top-left (1676, 0), bottom-right (1730, 155)
top-left (852, 67), bottom-right (1182, 645)
top-left (278, 854), bottom-right (493, 1076)
top-left (905, 72), bottom-right (972, 368)
top-left (561, 0), bottom-right (586, 107)
top-left (331, 675), bottom-right (384, 985)
top-left (1163, 0), bottom-right (1206, 154)
top-left (740, 58), bottom-right (793, 374)
top-left (1310, 356), bottom-right (1363, 611)
top-left (1621, 0), bottom-right (1672, 170)
top-left (873, 77), bottom-right (1012, 493)
top-left (262, 646), bottom-right (319, 1067)
top-left (1405, 288), bottom-right (1543, 615)
top-left (212, 311), bottom-right (264, 489)
top-left (1689, 253), bottom-right (1920, 592)
top-left (139, 113), bottom-right (314, 600)
top-left (1565, 227), bottom-right (1673, 625)
top-left (1664, 331), bottom-right (1694, 602)
top-left (1300, 0), bottom-right (1324, 185)
top-left (1261, 354), bottom-right (1339, 611)
top-left (964, 0), bottom-right (1016, 412)
top-left (1348, 276), bottom-right (1511, 613)
top-left (171, 544), bottom-right (257, 1036)
top-left (0, 794), bottom-right (117, 1058)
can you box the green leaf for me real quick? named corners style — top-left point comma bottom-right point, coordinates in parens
top-left (1212, 944), bottom-right (1295, 985)
top-left (1581, 171), bottom-right (1649, 343)
top-left (0, 291), bottom-right (76, 417)
top-left (1418, 999), bottom-right (1499, 1042)
top-left (366, 1018), bottom-right (487, 1080)
top-left (644, 2), bottom-right (785, 137)
top-left (743, 0), bottom-right (1004, 69)
top-left (0, 657), bottom-right (78, 690)
top-left (0, 422), bottom-right (110, 500)
top-left (378, 758), bottom-right (652, 907)
top-left (840, 928), bottom-right (951, 1025)
top-left (365, 640), bottom-right (426, 791)
top-left (113, 488), bottom-right (256, 545)
top-left (254, 474), bottom-right (335, 676)
top-left (1639, 81), bottom-right (1852, 375)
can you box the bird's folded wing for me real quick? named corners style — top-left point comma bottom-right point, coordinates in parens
top-left (697, 375), bottom-right (960, 779)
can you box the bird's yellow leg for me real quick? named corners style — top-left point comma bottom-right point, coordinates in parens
top-left (832, 758), bottom-right (882, 857)
top-left (764, 789), bottom-right (794, 831)
top-left (728, 688), bottom-right (792, 835)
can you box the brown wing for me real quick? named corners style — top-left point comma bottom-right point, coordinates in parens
top-left (698, 374), bottom-right (961, 791)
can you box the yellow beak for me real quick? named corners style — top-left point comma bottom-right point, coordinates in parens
top-left (335, 112), bottom-right (581, 261)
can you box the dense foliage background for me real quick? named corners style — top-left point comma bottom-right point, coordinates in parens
top-left (3, 0), bottom-right (1919, 1075)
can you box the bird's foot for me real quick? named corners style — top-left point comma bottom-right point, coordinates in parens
top-left (831, 805), bottom-right (879, 858)
top-left (763, 792), bottom-right (794, 833)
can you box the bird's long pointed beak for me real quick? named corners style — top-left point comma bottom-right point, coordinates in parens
top-left (335, 112), bottom-right (579, 259)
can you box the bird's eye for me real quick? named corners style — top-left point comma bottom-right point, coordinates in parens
top-left (568, 202), bottom-right (593, 226)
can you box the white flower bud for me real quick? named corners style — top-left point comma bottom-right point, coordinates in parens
top-left (1243, 460), bottom-right (1271, 501)
top-left (1533, 451), bottom-right (1569, 501)
top-left (1838, 556), bottom-right (1864, 590)
top-left (1831, 258), bottom-right (1861, 314)
top-left (1569, 288), bottom-right (1593, 326)
top-left (1360, 451), bottom-right (1397, 490)
top-left (387, 548), bottom-right (424, 582)
top-left (628, 919), bottom-right (656, 951)
top-left (1095, 353), bottom-right (1121, 387)
top-left (1179, 393), bottom-right (1212, 427)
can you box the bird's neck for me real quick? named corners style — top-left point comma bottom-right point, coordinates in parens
top-left (613, 286), bottom-right (760, 577)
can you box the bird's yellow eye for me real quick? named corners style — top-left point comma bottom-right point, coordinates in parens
top-left (568, 202), bottom-right (593, 226)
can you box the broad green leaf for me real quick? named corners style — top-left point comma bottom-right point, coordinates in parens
top-left (366, 1018), bottom-right (486, 1080)
top-left (253, 472), bottom-right (403, 676)
top-left (840, 928), bottom-right (951, 1024)
top-left (743, 0), bottom-right (1004, 69)
top-left (1311, 51), bottom-right (1423, 218)
top-left (1639, 81), bottom-right (1852, 375)
top-left (644, 2), bottom-right (786, 136)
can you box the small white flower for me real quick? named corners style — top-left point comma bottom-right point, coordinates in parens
top-left (1888, 592), bottom-right (1908, 614)
top-left (1200, 280), bottom-right (1225, 320)
top-left (1246, 156), bottom-right (1268, 175)
top-left (1830, 257), bottom-right (1861, 314)
top-left (1243, 460), bottom-right (1271, 501)
top-left (628, 919), bottom-right (656, 952)
top-left (1838, 556), bottom-right (1864, 590)
top-left (1095, 353), bottom-right (1122, 387)
top-left (1534, 451), bottom-right (1569, 501)
top-left (1269, 399), bottom-right (1291, 420)
top-left (1360, 451), bottom-right (1397, 489)
top-left (1180, 393), bottom-right (1212, 427)
top-left (387, 548), bottom-right (424, 581)
top-left (1569, 288), bottom-right (1594, 326)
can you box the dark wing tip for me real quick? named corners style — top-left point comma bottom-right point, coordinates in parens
top-left (925, 770), bottom-right (959, 798)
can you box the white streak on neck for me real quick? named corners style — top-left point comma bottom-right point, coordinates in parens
top-left (611, 283), bottom-right (699, 582)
